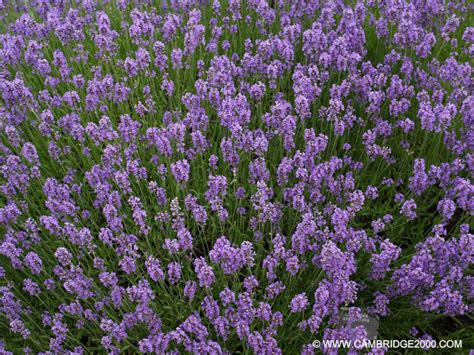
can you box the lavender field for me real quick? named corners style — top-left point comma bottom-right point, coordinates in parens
top-left (0, 0), bottom-right (473, 353)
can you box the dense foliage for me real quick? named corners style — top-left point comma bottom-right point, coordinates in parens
top-left (0, 0), bottom-right (473, 353)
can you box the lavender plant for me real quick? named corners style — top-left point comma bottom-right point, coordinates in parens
top-left (0, 0), bottom-right (473, 353)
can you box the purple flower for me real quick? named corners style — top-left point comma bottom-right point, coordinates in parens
top-left (184, 281), bottom-right (198, 301)
top-left (24, 252), bottom-right (42, 275)
top-left (193, 257), bottom-right (215, 288)
top-left (118, 114), bottom-right (140, 143)
top-left (145, 256), bottom-right (165, 282)
top-left (289, 293), bottom-right (309, 313)
top-left (401, 199), bottom-right (417, 220)
top-left (167, 262), bottom-right (182, 285)
top-left (437, 199), bottom-right (456, 221)
top-left (209, 236), bottom-right (254, 275)
top-left (370, 239), bottom-right (401, 279)
top-left (171, 159), bottom-right (190, 184)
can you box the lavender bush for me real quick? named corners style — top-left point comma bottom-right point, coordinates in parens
top-left (0, 0), bottom-right (473, 353)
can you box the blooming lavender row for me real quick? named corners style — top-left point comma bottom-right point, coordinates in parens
top-left (0, 0), bottom-right (473, 353)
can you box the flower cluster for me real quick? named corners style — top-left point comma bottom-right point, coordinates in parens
top-left (0, 0), bottom-right (472, 353)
